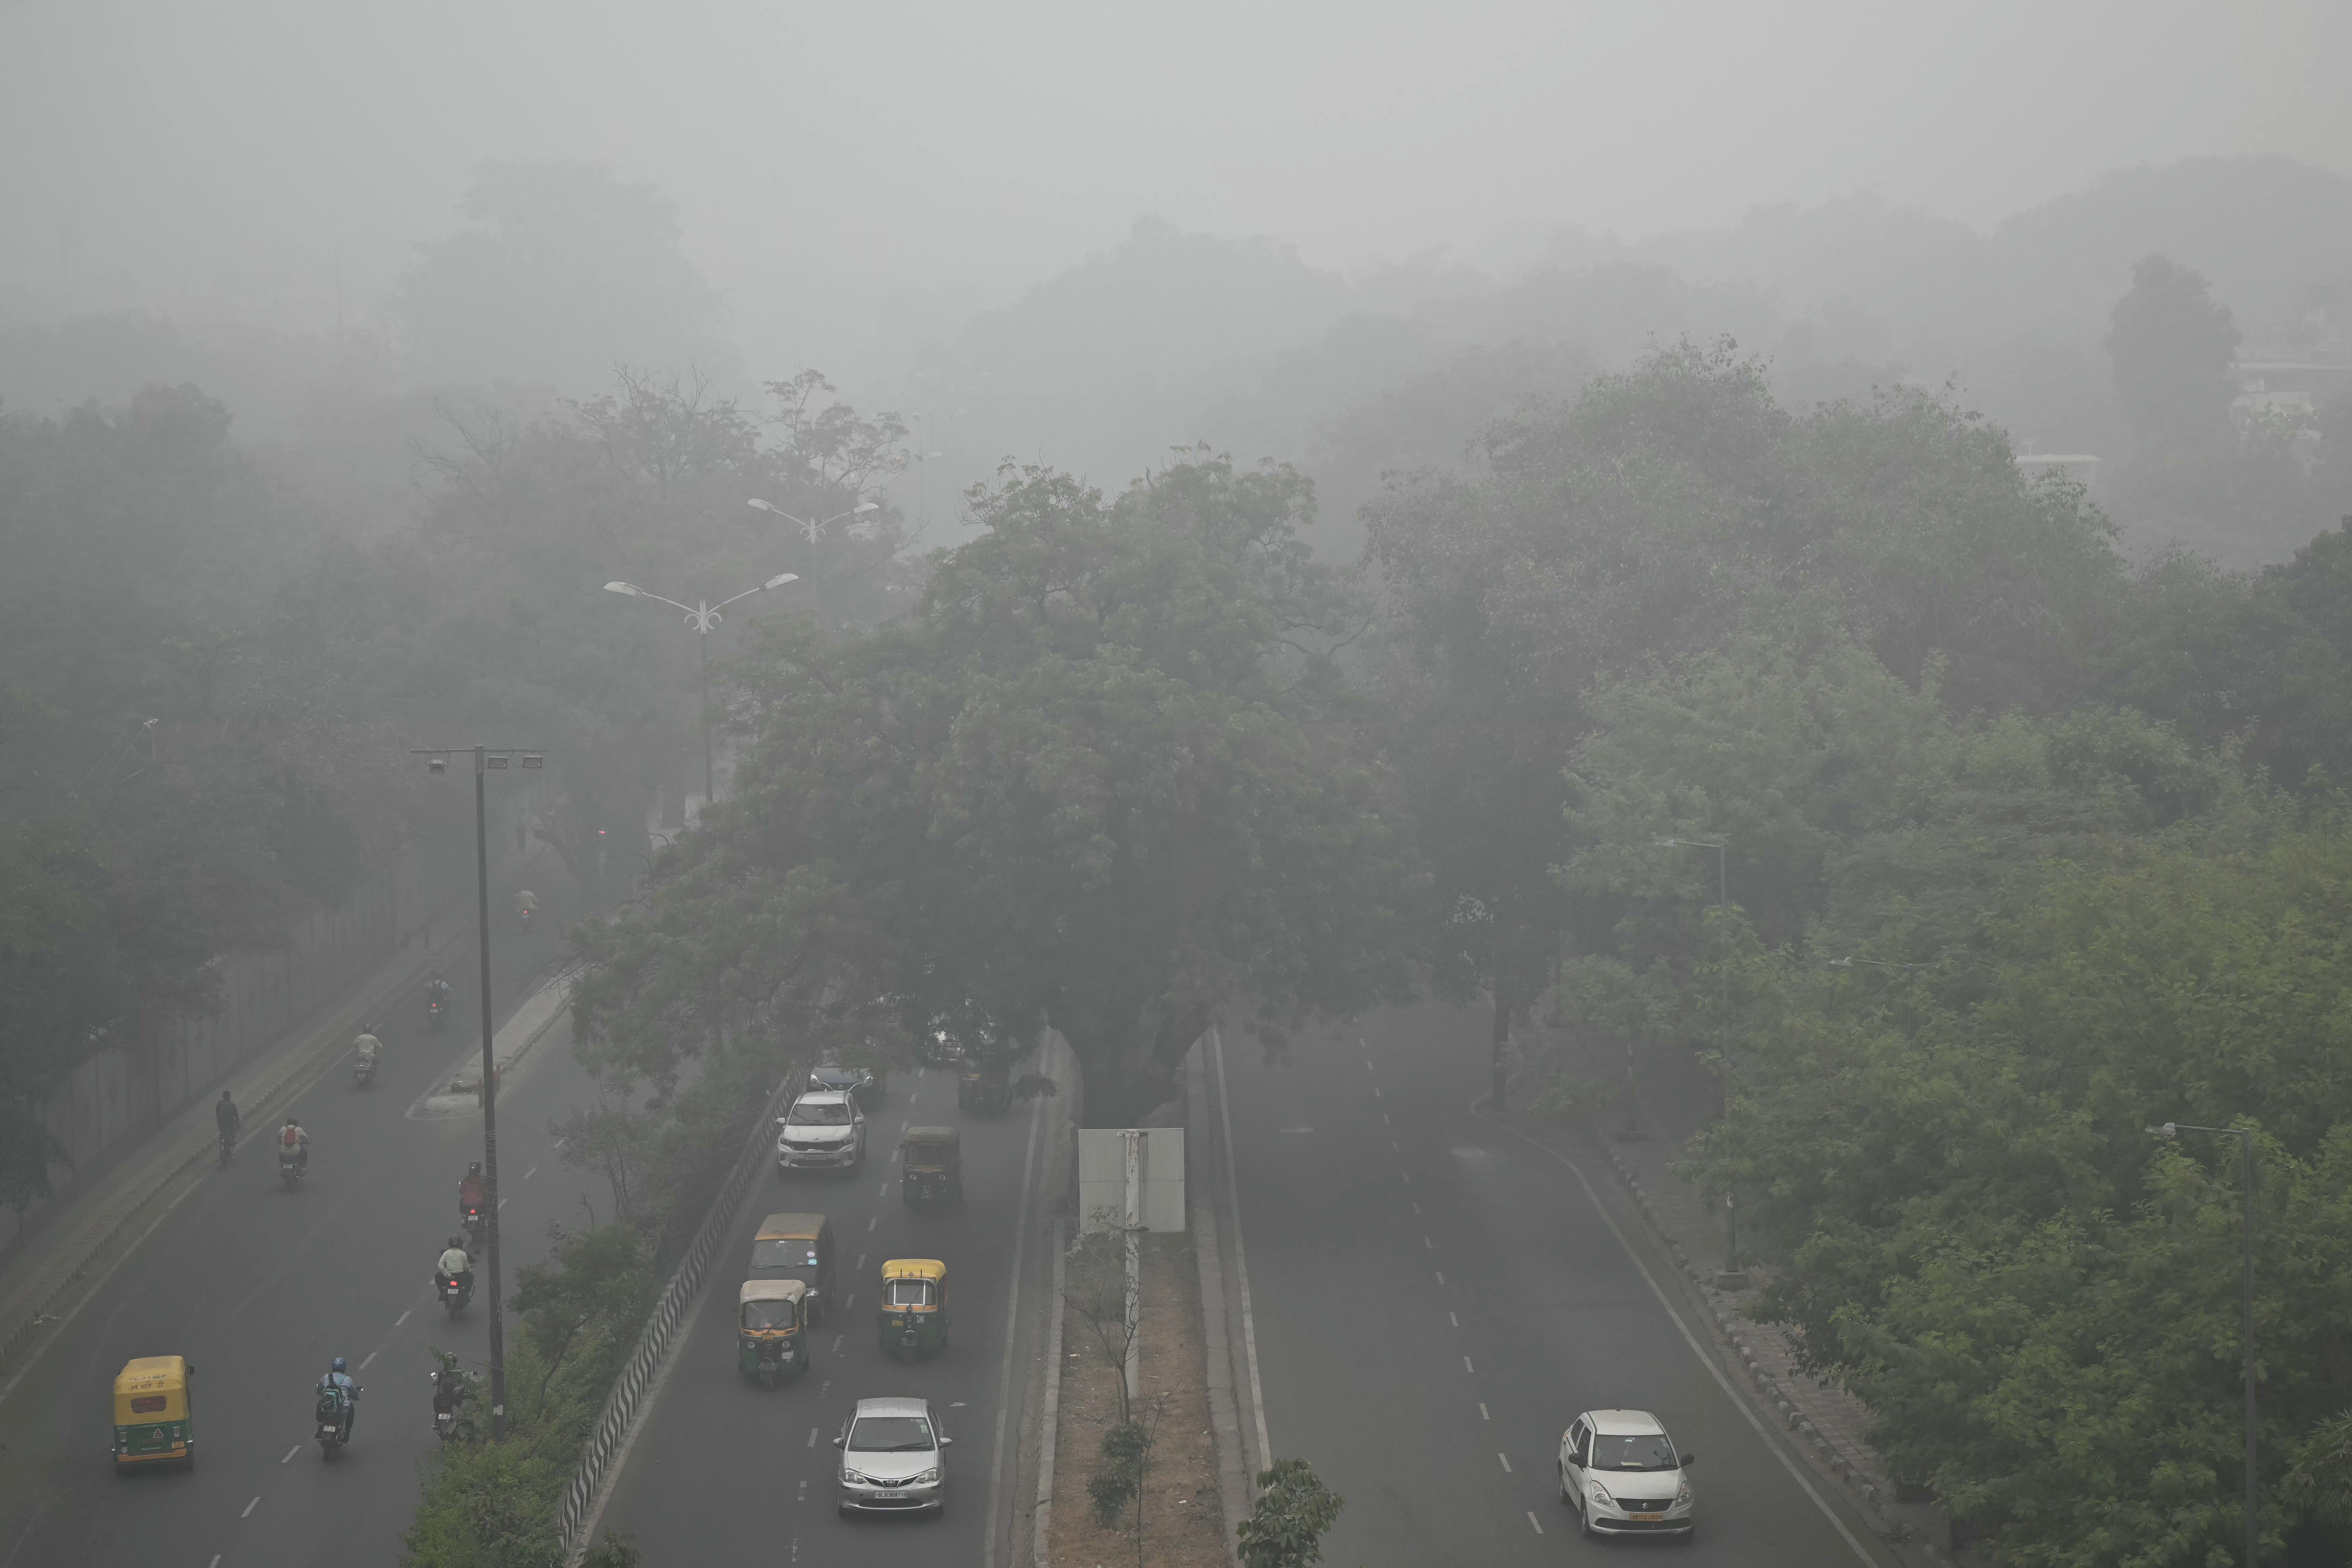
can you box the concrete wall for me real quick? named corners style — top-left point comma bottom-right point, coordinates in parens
top-left (1, 832), bottom-right (476, 1257)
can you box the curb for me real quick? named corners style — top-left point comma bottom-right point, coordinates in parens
top-left (1591, 1138), bottom-right (1932, 1556)
top-left (1031, 1215), bottom-right (1068, 1567)
top-left (0, 921), bottom-right (471, 1389)
top-left (1187, 1035), bottom-right (1252, 1563)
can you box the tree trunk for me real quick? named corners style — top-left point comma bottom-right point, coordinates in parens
top-left (1490, 981), bottom-right (1511, 1113)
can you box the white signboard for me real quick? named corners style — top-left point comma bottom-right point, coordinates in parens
top-left (1077, 1128), bottom-right (1186, 1233)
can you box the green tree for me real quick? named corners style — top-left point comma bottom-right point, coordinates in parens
top-left (2105, 253), bottom-right (2239, 448)
top-left (1236, 1457), bottom-right (1345, 1568)
top-left (512, 1222), bottom-right (654, 1423)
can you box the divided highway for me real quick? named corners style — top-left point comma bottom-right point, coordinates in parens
top-left (0, 879), bottom-right (605, 1568)
top-left (1218, 1001), bottom-right (1893, 1568)
top-left (592, 1065), bottom-right (1048, 1567)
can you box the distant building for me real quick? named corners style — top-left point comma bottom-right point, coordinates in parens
top-left (2014, 452), bottom-right (2104, 501)
top-left (2233, 344), bottom-right (2352, 420)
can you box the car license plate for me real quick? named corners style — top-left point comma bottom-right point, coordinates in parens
top-left (1628, 1512), bottom-right (1663, 1522)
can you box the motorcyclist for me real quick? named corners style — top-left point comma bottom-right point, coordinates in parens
top-left (437, 1235), bottom-right (475, 1294)
top-left (516, 889), bottom-right (538, 926)
top-left (458, 1161), bottom-right (485, 1225)
top-left (426, 970), bottom-right (454, 1013)
top-left (318, 1356), bottom-right (360, 1439)
top-left (214, 1089), bottom-right (240, 1164)
top-left (277, 1116), bottom-right (309, 1171)
top-left (430, 1353), bottom-right (469, 1420)
top-left (354, 1027), bottom-right (382, 1072)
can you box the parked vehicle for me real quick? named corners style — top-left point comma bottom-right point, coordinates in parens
top-left (876, 1259), bottom-right (950, 1361)
top-left (738, 1279), bottom-right (811, 1387)
top-left (833, 1396), bottom-right (950, 1515)
top-left (748, 1213), bottom-right (836, 1326)
top-left (899, 1127), bottom-right (962, 1207)
top-left (111, 1356), bottom-right (195, 1472)
top-left (1559, 1409), bottom-right (1696, 1538)
top-left (776, 1092), bottom-right (865, 1174)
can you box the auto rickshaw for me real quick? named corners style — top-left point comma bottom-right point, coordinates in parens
top-left (956, 1061), bottom-right (1009, 1117)
top-left (112, 1355), bottom-right (195, 1472)
top-left (737, 1278), bottom-right (811, 1388)
top-left (900, 1127), bottom-right (963, 1207)
top-left (876, 1259), bottom-right (950, 1360)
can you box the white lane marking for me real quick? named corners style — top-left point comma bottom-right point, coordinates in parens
top-left (1423, 1236), bottom-right (1432, 1249)
top-left (1382, 1113), bottom-right (1391, 1125)
top-left (524, 1165), bottom-right (538, 1180)
top-left (1463, 1356), bottom-right (1474, 1374)
top-left (210, 1558), bottom-right (221, 1568)
top-left (980, 1051), bottom-right (1049, 1568)
top-left (281, 1444), bottom-right (300, 1463)
top-left (880, 1182), bottom-right (891, 1196)
top-left (1401, 1171), bottom-right (1410, 1185)
top-left (1528, 1511), bottom-right (1544, 1535)
top-left (856, 1254), bottom-right (866, 1270)
top-left (498, 1198), bottom-right (508, 1209)
top-left (240, 1497), bottom-right (259, 1518)
top-left (1498, 1453), bottom-right (1513, 1472)
top-left (358, 1350), bottom-right (377, 1370)
top-left (807, 1426), bottom-right (819, 1447)
top-left (1435, 1270), bottom-right (1445, 1285)
top-left (1372, 1085), bottom-right (1382, 1099)
top-left (832, 1336), bottom-right (843, 1354)
top-left (1481, 1403), bottom-right (1491, 1420)
top-left (1412, 1201), bottom-right (1420, 1215)
top-left (1211, 1028), bottom-right (1273, 1470)
top-left (1449, 1311), bottom-right (1459, 1327)
top-left (867, 1217), bottom-right (875, 1231)
top-left (798, 1479), bottom-right (807, 1502)
top-left (395, 1310), bottom-right (411, 1327)
top-left (1472, 1099), bottom-right (1885, 1566)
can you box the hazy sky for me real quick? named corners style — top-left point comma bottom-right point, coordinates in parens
top-left (3, 0), bottom-right (2346, 374)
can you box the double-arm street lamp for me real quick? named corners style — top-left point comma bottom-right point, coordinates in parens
top-left (604, 573), bottom-right (798, 810)
top-left (746, 497), bottom-right (877, 546)
top-left (412, 745), bottom-right (542, 1441)
top-left (2148, 1120), bottom-right (2260, 1567)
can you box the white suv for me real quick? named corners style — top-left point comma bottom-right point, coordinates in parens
top-left (776, 1091), bottom-right (865, 1174)
top-left (1559, 1408), bottom-right (1696, 1537)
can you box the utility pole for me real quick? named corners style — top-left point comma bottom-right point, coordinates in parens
top-left (415, 745), bottom-right (543, 1440)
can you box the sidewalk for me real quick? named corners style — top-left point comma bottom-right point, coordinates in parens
top-left (0, 902), bottom-right (479, 1397)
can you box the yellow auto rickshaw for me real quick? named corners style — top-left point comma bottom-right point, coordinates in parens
top-left (738, 1278), bottom-right (812, 1388)
top-left (900, 1126), bottom-right (963, 1207)
top-left (956, 1061), bottom-right (1008, 1117)
top-left (112, 1355), bottom-right (195, 1472)
top-left (877, 1258), bottom-right (950, 1361)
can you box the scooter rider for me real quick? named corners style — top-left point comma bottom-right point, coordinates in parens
top-left (318, 1356), bottom-right (360, 1439)
top-left (458, 1161), bottom-right (485, 1229)
top-left (426, 969), bottom-right (454, 1014)
top-left (516, 889), bottom-right (538, 927)
top-left (437, 1235), bottom-right (475, 1295)
top-left (354, 1026), bottom-right (382, 1072)
top-left (277, 1116), bottom-right (309, 1171)
top-left (214, 1089), bottom-right (240, 1163)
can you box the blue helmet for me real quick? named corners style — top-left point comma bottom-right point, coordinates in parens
top-left (331, 1356), bottom-right (347, 1373)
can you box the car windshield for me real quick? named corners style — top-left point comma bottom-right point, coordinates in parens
top-left (742, 1299), bottom-right (796, 1331)
top-left (1592, 1432), bottom-right (1679, 1470)
top-left (813, 1069), bottom-right (858, 1086)
top-left (749, 1240), bottom-right (818, 1275)
top-left (847, 1415), bottom-right (935, 1452)
top-left (885, 1277), bottom-right (936, 1307)
top-left (787, 1101), bottom-right (852, 1125)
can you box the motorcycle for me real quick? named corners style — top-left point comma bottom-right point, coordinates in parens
top-left (426, 995), bottom-right (445, 1032)
top-left (315, 1388), bottom-right (356, 1457)
top-left (278, 1151), bottom-right (306, 1191)
top-left (432, 1380), bottom-right (465, 1442)
top-left (460, 1204), bottom-right (486, 1246)
top-left (437, 1271), bottom-right (473, 1318)
top-left (352, 1054), bottom-right (376, 1089)
top-left (518, 905), bottom-right (534, 933)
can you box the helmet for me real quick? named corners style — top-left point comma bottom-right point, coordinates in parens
top-left (331, 1356), bottom-right (347, 1373)
top-left (285, 1116), bottom-right (299, 1126)
top-left (448, 1236), bottom-right (465, 1249)
top-left (219, 1088), bottom-right (231, 1099)
top-left (468, 1161), bottom-right (482, 1175)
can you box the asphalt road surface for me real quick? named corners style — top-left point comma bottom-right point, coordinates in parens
top-left (0, 875), bottom-right (609, 1568)
top-left (1218, 1001), bottom-right (1894, 1568)
top-left (593, 1065), bottom-right (1047, 1567)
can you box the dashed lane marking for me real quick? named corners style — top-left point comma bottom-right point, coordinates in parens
top-left (395, 1310), bottom-right (411, 1327)
top-left (1463, 1356), bottom-right (1474, 1374)
top-left (524, 1165), bottom-right (538, 1180)
top-left (1449, 1311), bottom-right (1459, 1327)
top-left (281, 1444), bottom-right (299, 1463)
top-left (1498, 1453), bottom-right (1513, 1472)
top-left (1481, 1403), bottom-right (1491, 1420)
top-left (358, 1351), bottom-right (376, 1370)
top-left (1372, 1086), bottom-right (1382, 1099)
top-left (867, 1217), bottom-right (876, 1231)
top-left (807, 1427), bottom-right (818, 1447)
top-left (240, 1497), bottom-right (258, 1519)
top-left (1435, 1270), bottom-right (1445, 1285)
top-left (1528, 1512), bottom-right (1544, 1535)
top-left (856, 1254), bottom-right (866, 1269)
top-left (1423, 1236), bottom-right (1432, 1249)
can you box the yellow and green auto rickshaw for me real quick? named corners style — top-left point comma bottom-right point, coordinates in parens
top-left (876, 1259), bottom-right (950, 1361)
top-left (956, 1061), bottom-right (1008, 1117)
top-left (900, 1127), bottom-right (963, 1208)
top-left (112, 1355), bottom-right (195, 1472)
top-left (737, 1278), bottom-right (811, 1388)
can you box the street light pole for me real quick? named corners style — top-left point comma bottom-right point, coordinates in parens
top-left (605, 572), bottom-right (797, 813)
top-left (746, 497), bottom-right (878, 547)
top-left (2149, 1121), bottom-right (2259, 1567)
top-left (1654, 837), bottom-right (1738, 1281)
top-left (414, 745), bottom-right (543, 1441)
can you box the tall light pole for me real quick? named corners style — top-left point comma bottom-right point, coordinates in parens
top-left (413, 745), bottom-right (542, 1441)
top-left (746, 497), bottom-right (878, 546)
top-left (2150, 1121), bottom-right (2260, 1567)
top-left (604, 573), bottom-right (797, 811)
top-left (1654, 836), bottom-right (1738, 1281)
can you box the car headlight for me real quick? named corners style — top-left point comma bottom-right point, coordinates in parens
top-left (909, 1467), bottom-right (940, 1485)
top-left (1675, 1481), bottom-right (1693, 1507)
top-left (1588, 1479), bottom-right (1615, 1505)
top-left (841, 1469), bottom-right (871, 1486)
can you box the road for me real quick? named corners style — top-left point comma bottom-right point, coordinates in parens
top-left (0, 874), bottom-right (611, 1568)
top-left (1218, 1001), bottom-right (1894, 1568)
top-left (593, 1065), bottom-right (1048, 1567)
